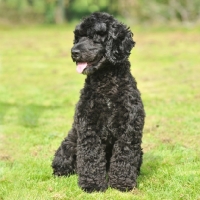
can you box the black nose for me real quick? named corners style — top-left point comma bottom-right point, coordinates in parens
top-left (71, 49), bottom-right (80, 59)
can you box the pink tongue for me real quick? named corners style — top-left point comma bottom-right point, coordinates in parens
top-left (76, 62), bottom-right (87, 73)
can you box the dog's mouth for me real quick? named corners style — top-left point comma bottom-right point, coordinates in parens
top-left (76, 62), bottom-right (88, 74)
top-left (76, 56), bottom-right (106, 75)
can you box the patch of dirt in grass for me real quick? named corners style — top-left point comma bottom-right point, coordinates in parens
top-left (0, 149), bottom-right (13, 163)
top-left (0, 131), bottom-right (21, 163)
top-left (130, 187), bottom-right (143, 195)
top-left (0, 133), bottom-right (12, 162)
top-left (0, 154), bottom-right (12, 161)
top-left (160, 138), bottom-right (172, 144)
top-left (0, 145), bottom-right (13, 162)
top-left (142, 142), bottom-right (158, 153)
top-left (52, 193), bottom-right (66, 200)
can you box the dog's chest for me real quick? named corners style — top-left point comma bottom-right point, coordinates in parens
top-left (104, 96), bottom-right (112, 109)
top-left (97, 82), bottom-right (119, 110)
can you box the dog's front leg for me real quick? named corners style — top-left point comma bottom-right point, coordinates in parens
top-left (108, 138), bottom-right (143, 191)
top-left (77, 132), bottom-right (108, 192)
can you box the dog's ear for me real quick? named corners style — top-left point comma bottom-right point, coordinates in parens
top-left (105, 22), bottom-right (135, 64)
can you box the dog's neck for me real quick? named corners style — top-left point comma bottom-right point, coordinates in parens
top-left (86, 60), bottom-right (131, 82)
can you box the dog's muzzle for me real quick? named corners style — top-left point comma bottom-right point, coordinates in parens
top-left (71, 48), bottom-right (81, 61)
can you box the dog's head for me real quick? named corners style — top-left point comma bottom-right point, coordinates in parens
top-left (71, 12), bottom-right (135, 75)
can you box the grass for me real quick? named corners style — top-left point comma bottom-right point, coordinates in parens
top-left (0, 25), bottom-right (200, 200)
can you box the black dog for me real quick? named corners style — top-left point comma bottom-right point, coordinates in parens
top-left (52, 12), bottom-right (145, 192)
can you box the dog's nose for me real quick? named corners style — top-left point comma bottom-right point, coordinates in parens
top-left (71, 49), bottom-right (80, 59)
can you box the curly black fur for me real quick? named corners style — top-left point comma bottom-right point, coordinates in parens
top-left (52, 12), bottom-right (145, 192)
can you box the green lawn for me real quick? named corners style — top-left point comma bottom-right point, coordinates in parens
top-left (0, 25), bottom-right (200, 200)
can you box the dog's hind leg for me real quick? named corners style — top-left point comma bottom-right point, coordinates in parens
top-left (52, 129), bottom-right (77, 176)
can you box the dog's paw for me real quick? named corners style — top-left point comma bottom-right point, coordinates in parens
top-left (81, 184), bottom-right (108, 193)
top-left (79, 179), bottom-right (108, 192)
top-left (52, 166), bottom-right (75, 177)
top-left (109, 180), bottom-right (137, 192)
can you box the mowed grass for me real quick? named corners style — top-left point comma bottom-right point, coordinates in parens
top-left (0, 25), bottom-right (200, 200)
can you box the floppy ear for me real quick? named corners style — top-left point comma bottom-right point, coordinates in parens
top-left (105, 22), bottom-right (135, 64)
